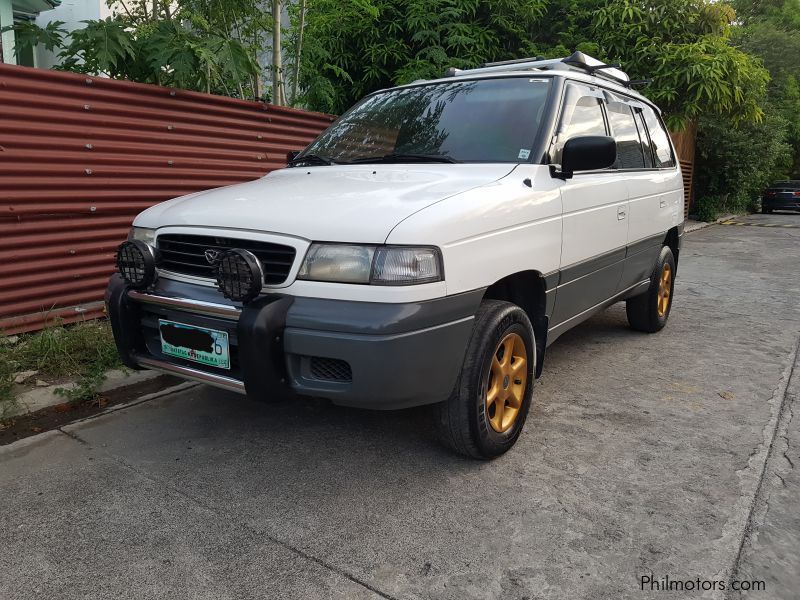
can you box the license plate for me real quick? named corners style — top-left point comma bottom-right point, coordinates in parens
top-left (159, 319), bottom-right (230, 369)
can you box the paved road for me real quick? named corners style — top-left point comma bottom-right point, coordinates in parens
top-left (2, 212), bottom-right (799, 600)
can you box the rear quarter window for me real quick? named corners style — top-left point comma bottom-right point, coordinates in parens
top-left (642, 107), bottom-right (676, 168)
top-left (607, 102), bottom-right (646, 169)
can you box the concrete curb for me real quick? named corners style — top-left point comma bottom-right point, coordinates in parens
top-left (0, 380), bottom-right (200, 454)
top-left (8, 369), bottom-right (161, 418)
top-left (60, 381), bottom-right (200, 432)
top-left (685, 213), bottom-right (741, 234)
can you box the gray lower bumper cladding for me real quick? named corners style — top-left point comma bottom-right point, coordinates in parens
top-left (106, 275), bottom-right (482, 409)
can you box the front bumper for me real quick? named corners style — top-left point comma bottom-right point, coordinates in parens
top-left (106, 275), bottom-right (481, 409)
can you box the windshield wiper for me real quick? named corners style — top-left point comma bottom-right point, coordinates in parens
top-left (288, 153), bottom-right (338, 167)
top-left (348, 153), bottom-right (461, 164)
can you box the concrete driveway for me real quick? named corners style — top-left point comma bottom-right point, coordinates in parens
top-left (2, 213), bottom-right (799, 600)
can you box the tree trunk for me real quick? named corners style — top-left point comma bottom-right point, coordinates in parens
top-left (291, 0), bottom-right (306, 105)
top-left (271, 0), bottom-right (285, 106)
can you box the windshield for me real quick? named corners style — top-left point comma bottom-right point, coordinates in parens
top-left (298, 77), bottom-right (552, 164)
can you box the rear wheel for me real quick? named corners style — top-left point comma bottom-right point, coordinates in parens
top-left (626, 245), bottom-right (676, 333)
top-left (435, 300), bottom-right (535, 459)
top-left (762, 206), bottom-right (772, 214)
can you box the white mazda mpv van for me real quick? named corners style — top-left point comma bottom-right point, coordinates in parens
top-left (108, 52), bottom-right (684, 458)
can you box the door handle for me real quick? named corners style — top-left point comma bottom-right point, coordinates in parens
top-left (660, 199), bottom-right (667, 208)
top-left (617, 206), bottom-right (626, 220)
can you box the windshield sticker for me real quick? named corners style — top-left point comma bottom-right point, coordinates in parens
top-left (518, 149), bottom-right (531, 160)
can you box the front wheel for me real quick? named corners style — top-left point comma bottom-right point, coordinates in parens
top-left (435, 300), bottom-right (535, 459)
top-left (626, 245), bottom-right (676, 333)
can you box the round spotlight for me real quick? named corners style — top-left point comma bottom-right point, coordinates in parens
top-left (116, 240), bottom-right (156, 289)
top-left (214, 249), bottom-right (264, 303)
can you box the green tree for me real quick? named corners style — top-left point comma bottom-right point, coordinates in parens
top-left (590, 0), bottom-right (768, 129)
top-left (295, 0), bottom-right (768, 129)
top-left (732, 0), bottom-right (800, 176)
top-left (7, 0), bottom-right (272, 100)
top-left (692, 0), bottom-right (799, 219)
top-left (292, 0), bottom-right (548, 114)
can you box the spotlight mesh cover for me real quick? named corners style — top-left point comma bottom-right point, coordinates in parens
top-left (214, 249), bottom-right (264, 303)
top-left (116, 240), bottom-right (155, 288)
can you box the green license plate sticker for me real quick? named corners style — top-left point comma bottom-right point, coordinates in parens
top-left (159, 319), bottom-right (230, 369)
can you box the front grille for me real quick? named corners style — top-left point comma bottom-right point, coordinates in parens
top-left (310, 357), bottom-right (352, 382)
top-left (156, 234), bottom-right (296, 284)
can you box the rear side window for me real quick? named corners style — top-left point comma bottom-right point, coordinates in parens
top-left (642, 107), bottom-right (675, 168)
top-left (554, 88), bottom-right (607, 164)
top-left (607, 102), bottom-right (645, 169)
top-left (634, 109), bottom-right (654, 168)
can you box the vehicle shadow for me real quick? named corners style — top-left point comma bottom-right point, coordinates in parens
top-left (237, 304), bottom-right (634, 458)
top-left (84, 303), bottom-right (640, 473)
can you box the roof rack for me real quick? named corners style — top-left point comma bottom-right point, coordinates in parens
top-left (444, 51), bottom-right (634, 87)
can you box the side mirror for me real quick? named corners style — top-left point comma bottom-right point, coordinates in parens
top-left (286, 150), bottom-right (301, 162)
top-left (552, 135), bottom-right (616, 180)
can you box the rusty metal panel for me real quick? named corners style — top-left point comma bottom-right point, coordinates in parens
top-left (0, 64), bottom-right (335, 335)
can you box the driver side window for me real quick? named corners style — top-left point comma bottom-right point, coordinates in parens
top-left (553, 87), bottom-right (607, 164)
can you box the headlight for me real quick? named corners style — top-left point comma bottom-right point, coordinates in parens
top-left (127, 226), bottom-right (156, 246)
top-left (298, 244), bottom-right (376, 283)
top-left (298, 244), bottom-right (442, 285)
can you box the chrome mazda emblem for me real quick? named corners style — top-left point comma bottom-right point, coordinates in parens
top-left (204, 249), bottom-right (220, 264)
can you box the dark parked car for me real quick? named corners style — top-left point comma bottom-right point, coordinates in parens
top-left (762, 180), bottom-right (800, 213)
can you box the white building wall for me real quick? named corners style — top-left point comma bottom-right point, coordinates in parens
top-left (34, 0), bottom-right (109, 68)
top-left (0, 0), bottom-right (16, 64)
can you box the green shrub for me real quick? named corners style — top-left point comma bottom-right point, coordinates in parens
top-left (695, 108), bottom-right (793, 214)
top-left (0, 352), bottom-right (17, 417)
top-left (694, 197), bottom-right (721, 222)
top-left (693, 192), bottom-right (759, 222)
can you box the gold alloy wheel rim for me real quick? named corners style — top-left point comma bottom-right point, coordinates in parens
top-left (657, 263), bottom-right (672, 317)
top-left (485, 333), bottom-right (528, 433)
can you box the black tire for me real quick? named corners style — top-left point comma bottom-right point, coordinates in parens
top-left (434, 300), bottom-right (536, 459)
top-left (762, 207), bottom-right (772, 214)
top-left (626, 245), bottom-right (676, 333)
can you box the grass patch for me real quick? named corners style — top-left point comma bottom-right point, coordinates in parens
top-left (0, 356), bottom-right (16, 418)
top-left (0, 320), bottom-right (122, 414)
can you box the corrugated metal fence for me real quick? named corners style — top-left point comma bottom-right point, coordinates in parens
top-left (0, 64), bottom-right (334, 335)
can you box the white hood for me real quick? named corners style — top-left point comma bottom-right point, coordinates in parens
top-left (134, 164), bottom-right (516, 243)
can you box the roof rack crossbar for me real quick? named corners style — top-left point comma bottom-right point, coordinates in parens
top-left (584, 63), bottom-right (621, 73)
top-left (444, 51), bottom-right (633, 87)
top-left (481, 56), bottom-right (549, 68)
